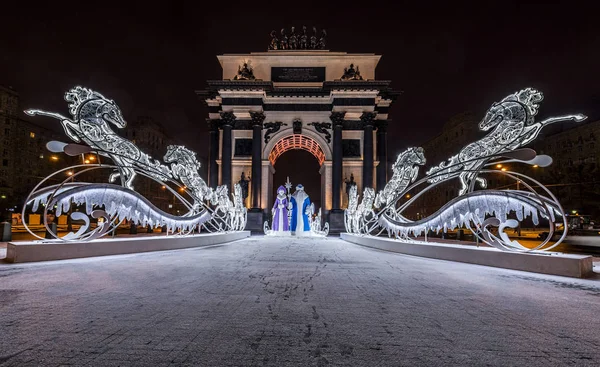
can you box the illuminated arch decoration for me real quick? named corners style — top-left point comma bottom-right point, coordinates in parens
top-left (268, 134), bottom-right (326, 165)
top-left (345, 88), bottom-right (587, 252)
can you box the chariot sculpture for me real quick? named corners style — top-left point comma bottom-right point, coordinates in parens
top-left (345, 88), bottom-right (586, 252)
top-left (23, 86), bottom-right (247, 241)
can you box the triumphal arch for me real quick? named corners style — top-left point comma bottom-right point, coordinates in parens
top-left (197, 29), bottom-right (399, 231)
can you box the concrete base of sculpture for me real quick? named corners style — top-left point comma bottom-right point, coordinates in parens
top-left (340, 233), bottom-right (594, 278)
top-left (327, 211), bottom-right (346, 234)
top-left (246, 211), bottom-right (265, 233)
top-left (5, 231), bottom-right (251, 263)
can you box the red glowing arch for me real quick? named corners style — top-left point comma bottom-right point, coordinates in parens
top-left (268, 134), bottom-right (326, 165)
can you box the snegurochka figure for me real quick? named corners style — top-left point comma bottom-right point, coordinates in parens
top-left (271, 185), bottom-right (289, 233)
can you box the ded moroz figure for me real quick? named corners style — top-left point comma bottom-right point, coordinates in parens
top-left (271, 186), bottom-right (289, 234)
top-left (289, 184), bottom-right (311, 236)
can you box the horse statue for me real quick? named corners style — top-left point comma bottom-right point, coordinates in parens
top-left (230, 183), bottom-right (247, 230)
top-left (164, 145), bottom-right (212, 207)
top-left (25, 86), bottom-right (171, 190)
top-left (344, 185), bottom-right (359, 232)
top-left (426, 88), bottom-right (586, 195)
top-left (374, 147), bottom-right (426, 209)
top-left (348, 187), bottom-right (376, 234)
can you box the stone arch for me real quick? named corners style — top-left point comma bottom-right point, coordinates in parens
top-left (263, 128), bottom-right (332, 163)
top-left (261, 127), bottom-right (333, 212)
top-left (269, 135), bottom-right (326, 165)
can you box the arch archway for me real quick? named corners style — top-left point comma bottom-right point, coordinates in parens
top-left (262, 131), bottom-right (332, 215)
top-left (269, 134), bottom-right (326, 166)
top-left (273, 150), bottom-right (322, 212)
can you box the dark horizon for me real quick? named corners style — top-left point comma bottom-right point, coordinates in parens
top-left (1, 1), bottom-right (598, 161)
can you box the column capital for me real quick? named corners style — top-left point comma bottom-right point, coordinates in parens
top-left (360, 112), bottom-right (377, 127)
top-left (330, 111), bottom-right (346, 128)
top-left (249, 111), bottom-right (266, 128)
top-left (220, 111), bottom-right (237, 127)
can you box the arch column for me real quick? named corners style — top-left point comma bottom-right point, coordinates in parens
top-left (361, 112), bottom-right (376, 190)
top-left (376, 120), bottom-right (388, 192)
top-left (207, 119), bottom-right (220, 188)
top-left (330, 112), bottom-right (345, 212)
top-left (250, 112), bottom-right (265, 211)
top-left (220, 111), bottom-right (236, 191)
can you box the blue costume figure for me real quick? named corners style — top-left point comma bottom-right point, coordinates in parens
top-left (290, 184), bottom-right (311, 235)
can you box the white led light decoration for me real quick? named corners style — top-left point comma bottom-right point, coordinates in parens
top-left (23, 86), bottom-right (247, 242)
top-left (426, 88), bottom-right (585, 195)
top-left (345, 88), bottom-right (586, 252)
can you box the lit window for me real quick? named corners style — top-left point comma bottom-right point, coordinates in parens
top-left (29, 132), bottom-right (35, 138)
top-left (39, 154), bottom-right (44, 159)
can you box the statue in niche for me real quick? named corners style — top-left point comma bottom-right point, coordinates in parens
top-left (279, 28), bottom-right (288, 50)
top-left (269, 30), bottom-right (279, 50)
top-left (345, 173), bottom-right (357, 198)
top-left (238, 171), bottom-right (250, 203)
top-left (288, 27), bottom-right (298, 49)
top-left (299, 26), bottom-right (308, 49)
top-left (340, 64), bottom-right (363, 81)
top-left (293, 118), bottom-right (302, 134)
top-left (319, 29), bottom-right (327, 49)
top-left (233, 62), bottom-right (256, 80)
top-left (310, 27), bottom-right (318, 49)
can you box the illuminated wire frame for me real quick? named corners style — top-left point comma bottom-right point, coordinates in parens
top-left (269, 134), bottom-right (326, 165)
top-left (345, 88), bottom-right (587, 253)
top-left (22, 86), bottom-right (247, 242)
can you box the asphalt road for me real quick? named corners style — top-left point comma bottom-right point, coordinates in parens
top-left (1, 236), bottom-right (599, 366)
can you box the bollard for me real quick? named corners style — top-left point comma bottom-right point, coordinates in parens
top-left (45, 222), bottom-right (58, 239)
top-left (457, 229), bottom-right (464, 241)
top-left (130, 224), bottom-right (137, 234)
top-left (0, 221), bottom-right (12, 242)
top-left (161, 225), bottom-right (167, 233)
top-left (146, 225), bottom-right (153, 233)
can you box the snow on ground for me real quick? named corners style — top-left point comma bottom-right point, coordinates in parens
top-left (0, 235), bottom-right (599, 365)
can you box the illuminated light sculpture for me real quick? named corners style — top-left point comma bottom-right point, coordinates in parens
top-left (426, 88), bottom-right (586, 195)
top-left (345, 88), bottom-right (586, 252)
top-left (23, 87), bottom-right (247, 242)
top-left (25, 87), bottom-right (172, 190)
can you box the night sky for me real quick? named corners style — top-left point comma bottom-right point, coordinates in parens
top-left (2, 1), bottom-right (599, 161)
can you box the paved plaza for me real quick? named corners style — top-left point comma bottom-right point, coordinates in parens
top-left (1, 236), bottom-right (600, 366)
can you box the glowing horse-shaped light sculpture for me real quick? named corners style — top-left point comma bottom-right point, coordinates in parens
top-left (426, 88), bottom-right (586, 195)
top-left (25, 86), bottom-right (171, 190)
top-left (375, 147), bottom-right (426, 208)
top-left (164, 145), bottom-right (212, 206)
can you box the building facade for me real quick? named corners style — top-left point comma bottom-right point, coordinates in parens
top-left (198, 47), bottom-right (399, 230)
top-left (531, 118), bottom-right (600, 218)
top-left (0, 86), bottom-right (77, 219)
